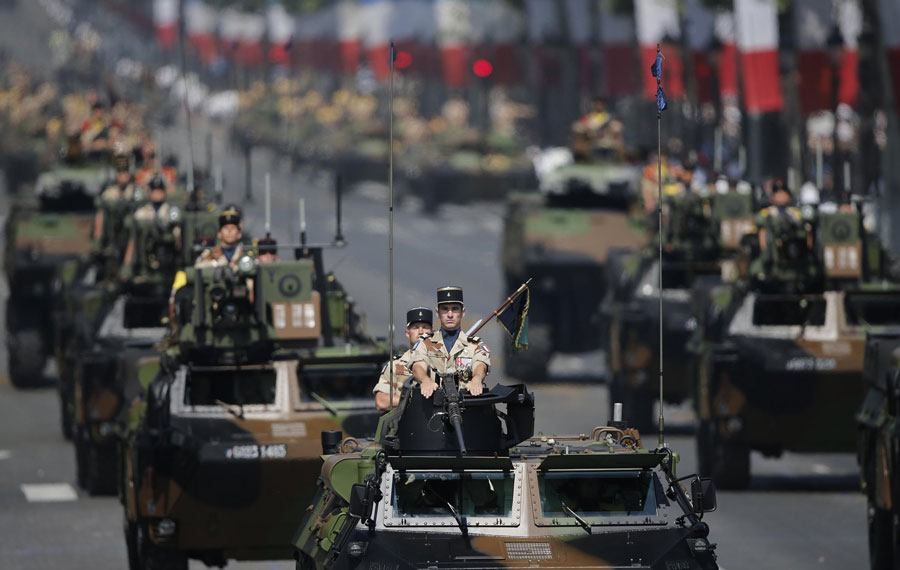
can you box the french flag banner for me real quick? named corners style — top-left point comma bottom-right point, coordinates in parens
top-left (153, 0), bottom-right (178, 50)
top-left (598, 0), bottom-right (637, 99)
top-left (735, 0), bottom-right (783, 114)
top-left (714, 9), bottom-right (739, 98)
top-left (436, 0), bottom-right (471, 88)
top-left (336, 0), bottom-right (361, 74)
top-left (634, 0), bottom-right (684, 101)
top-left (684, 0), bottom-right (715, 104)
top-left (360, 0), bottom-right (393, 81)
top-left (266, 2), bottom-right (295, 66)
top-left (185, 0), bottom-right (217, 65)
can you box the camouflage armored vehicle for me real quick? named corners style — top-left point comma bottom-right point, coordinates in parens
top-left (68, 201), bottom-right (184, 494)
top-left (857, 332), bottom-right (900, 569)
top-left (502, 155), bottom-right (643, 382)
top-left (120, 247), bottom-right (389, 569)
top-left (293, 375), bottom-right (720, 570)
top-left (693, 204), bottom-right (900, 489)
top-left (3, 157), bottom-right (108, 386)
top-left (604, 187), bottom-right (752, 431)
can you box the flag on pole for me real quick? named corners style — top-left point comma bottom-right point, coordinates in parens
top-left (497, 287), bottom-right (530, 351)
top-left (651, 49), bottom-right (667, 113)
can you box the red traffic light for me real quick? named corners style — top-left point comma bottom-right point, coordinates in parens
top-left (395, 51), bottom-right (413, 69)
top-left (472, 59), bottom-right (493, 78)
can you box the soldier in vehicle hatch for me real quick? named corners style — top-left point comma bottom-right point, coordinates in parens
top-left (410, 286), bottom-right (490, 398)
top-left (373, 307), bottom-right (433, 410)
top-left (194, 207), bottom-right (247, 269)
top-left (120, 175), bottom-right (182, 278)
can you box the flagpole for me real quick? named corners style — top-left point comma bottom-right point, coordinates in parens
top-left (655, 43), bottom-right (665, 449)
top-left (388, 41), bottom-right (396, 411)
top-left (467, 278), bottom-right (532, 338)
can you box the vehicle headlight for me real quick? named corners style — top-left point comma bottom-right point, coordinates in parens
top-left (156, 518), bottom-right (176, 537)
top-left (688, 537), bottom-right (710, 554)
top-left (237, 254), bottom-right (256, 276)
top-left (347, 541), bottom-right (368, 557)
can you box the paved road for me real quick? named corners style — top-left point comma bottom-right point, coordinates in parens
top-left (0, 2), bottom-right (873, 569)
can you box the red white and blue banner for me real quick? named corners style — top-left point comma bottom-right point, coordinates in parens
top-left (185, 0), bottom-right (217, 64)
top-left (735, 0), bottom-right (783, 114)
top-left (153, 0), bottom-right (178, 49)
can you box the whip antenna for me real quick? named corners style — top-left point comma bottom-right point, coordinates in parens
top-left (388, 41), bottom-right (396, 411)
top-left (264, 172), bottom-right (272, 236)
top-left (299, 198), bottom-right (307, 248)
top-left (334, 173), bottom-right (345, 246)
top-left (177, 0), bottom-right (195, 193)
top-left (653, 43), bottom-right (666, 448)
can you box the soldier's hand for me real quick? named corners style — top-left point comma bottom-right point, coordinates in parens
top-left (466, 381), bottom-right (483, 396)
top-left (419, 379), bottom-right (437, 398)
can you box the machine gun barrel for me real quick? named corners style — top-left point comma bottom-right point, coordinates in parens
top-left (441, 374), bottom-right (467, 456)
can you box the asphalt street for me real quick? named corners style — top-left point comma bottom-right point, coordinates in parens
top-left (0, 1), bottom-right (873, 568)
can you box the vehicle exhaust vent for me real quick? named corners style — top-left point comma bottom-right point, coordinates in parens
top-left (505, 542), bottom-right (553, 560)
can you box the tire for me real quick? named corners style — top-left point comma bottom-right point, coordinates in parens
top-left (124, 516), bottom-right (141, 570)
top-left (608, 372), bottom-right (654, 434)
top-left (503, 324), bottom-right (551, 382)
top-left (867, 499), bottom-right (896, 570)
top-left (75, 436), bottom-right (118, 496)
top-left (8, 329), bottom-right (46, 388)
top-left (137, 523), bottom-right (188, 570)
top-left (697, 419), bottom-right (751, 490)
top-left (58, 383), bottom-right (74, 440)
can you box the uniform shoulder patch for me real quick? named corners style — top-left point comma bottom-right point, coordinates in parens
top-left (467, 335), bottom-right (481, 343)
top-left (421, 331), bottom-right (434, 338)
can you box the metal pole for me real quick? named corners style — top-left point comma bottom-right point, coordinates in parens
top-left (388, 42), bottom-right (396, 411)
top-left (177, 0), bottom-right (195, 193)
top-left (656, 43), bottom-right (665, 448)
top-left (265, 172), bottom-right (271, 235)
top-left (816, 139), bottom-right (824, 190)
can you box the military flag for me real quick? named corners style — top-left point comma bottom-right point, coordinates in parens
top-left (497, 286), bottom-right (530, 351)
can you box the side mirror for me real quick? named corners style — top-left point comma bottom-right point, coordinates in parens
top-left (348, 483), bottom-right (374, 520)
top-left (691, 477), bottom-right (717, 514)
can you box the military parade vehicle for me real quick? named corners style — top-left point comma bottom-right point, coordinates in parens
top-left (119, 232), bottom-right (390, 568)
top-left (603, 183), bottom-right (754, 432)
top-left (292, 375), bottom-right (720, 570)
top-left (857, 332), bottom-right (900, 569)
top-left (501, 149), bottom-right (643, 382)
top-left (3, 142), bottom-right (108, 387)
top-left (692, 202), bottom-right (900, 489)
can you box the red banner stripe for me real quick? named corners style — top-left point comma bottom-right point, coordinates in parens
top-left (740, 49), bottom-right (783, 113)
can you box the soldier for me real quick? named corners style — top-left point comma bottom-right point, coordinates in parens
top-left (410, 286), bottom-right (491, 398)
top-left (93, 147), bottom-right (136, 239)
top-left (194, 207), bottom-right (246, 269)
top-left (120, 175), bottom-right (182, 276)
top-left (373, 307), bottom-right (433, 411)
top-left (134, 138), bottom-right (176, 191)
top-left (256, 235), bottom-right (279, 263)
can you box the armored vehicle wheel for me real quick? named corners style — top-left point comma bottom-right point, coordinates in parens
top-left (867, 498), bottom-right (896, 570)
top-left (608, 372), bottom-right (654, 433)
top-left (75, 437), bottom-right (118, 495)
top-left (503, 324), bottom-right (550, 382)
top-left (124, 517), bottom-right (141, 570)
top-left (58, 385), bottom-right (74, 440)
top-left (136, 523), bottom-right (188, 570)
top-left (8, 329), bottom-right (46, 387)
top-left (697, 420), bottom-right (751, 490)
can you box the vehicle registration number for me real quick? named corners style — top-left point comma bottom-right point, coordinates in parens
top-left (225, 444), bottom-right (287, 460)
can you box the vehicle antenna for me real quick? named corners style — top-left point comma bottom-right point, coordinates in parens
top-left (655, 43), bottom-right (666, 449)
top-left (388, 41), bottom-right (397, 411)
top-left (334, 173), bottom-right (345, 247)
top-left (265, 172), bottom-right (271, 236)
top-left (299, 198), bottom-right (307, 248)
top-left (177, 0), bottom-right (195, 194)
top-left (213, 165), bottom-right (222, 204)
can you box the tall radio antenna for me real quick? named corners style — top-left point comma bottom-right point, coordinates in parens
top-left (654, 43), bottom-right (666, 448)
top-left (388, 41), bottom-right (397, 411)
top-left (177, 0), bottom-right (195, 193)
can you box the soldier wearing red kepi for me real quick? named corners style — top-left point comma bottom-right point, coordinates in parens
top-left (410, 286), bottom-right (491, 398)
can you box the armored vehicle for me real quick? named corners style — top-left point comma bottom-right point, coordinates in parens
top-left (120, 247), bottom-right (389, 569)
top-left (293, 375), bottom-right (720, 570)
top-left (693, 204), bottom-right (900, 489)
top-left (857, 332), bottom-right (900, 569)
top-left (604, 187), bottom-right (751, 431)
top-left (3, 160), bottom-right (107, 386)
top-left (502, 153), bottom-right (643, 381)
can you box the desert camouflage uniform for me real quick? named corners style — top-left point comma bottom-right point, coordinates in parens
top-left (409, 330), bottom-right (491, 378)
top-left (373, 349), bottom-right (415, 396)
top-left (194, 244), bottom-right (247, 269)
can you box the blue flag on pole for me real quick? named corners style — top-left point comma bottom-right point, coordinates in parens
top-left (650, 50), bottom-right (667, 113)
top-left (650, 51), bottom-right (662, 78)
top-left (389, 41), bottom-right (396, 67)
